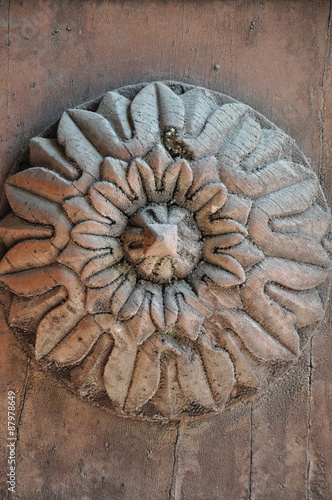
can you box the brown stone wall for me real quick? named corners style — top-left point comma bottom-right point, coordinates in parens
top-left (1, 1), bottom-right (332, 498)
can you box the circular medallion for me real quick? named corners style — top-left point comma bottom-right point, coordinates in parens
top-left (0, 81), bottom-right (330, 421)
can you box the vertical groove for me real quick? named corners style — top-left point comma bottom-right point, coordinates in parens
top-left (248, 403), bottom-right (253, 500)
top-left (16, 359), bottom-right (30, 441)
top-left (6, 0), bottom-right (10, 117)
top-left (169, 422), bottom-right (180, 500)
top-left (318, 0), bottom-right (332, 180)
top-left (306, 336), bottom-right (314, 499)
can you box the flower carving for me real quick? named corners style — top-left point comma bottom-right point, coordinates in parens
top-left (0, 82), bottom-right (330, 420)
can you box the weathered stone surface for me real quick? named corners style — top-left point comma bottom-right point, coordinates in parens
top-left (0, 81), bottom-right (330, 423)
top-left (170, 407), bottom-right (252, 499)
top-left (1, 0), bottom-right (332, 498)
top-left (15, 362), bottom-right (178, 499)
top-left (250, 350), bottom-right (310, 499)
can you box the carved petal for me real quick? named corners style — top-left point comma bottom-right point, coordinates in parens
top-left (181, 87), bottom-right (217, 136)
top-left (63, 196), bottom-right (110, 224)
top-left (216, 194), bottom-right (252, 225)
top-left (179, 281), bottom-right (209, 317)
top-left (81, 253), bottom-right (122, 284)
top-left (102, 157), bottom-right (133, 198)
top-left (270, 203), bottom-right (331, 240)
top-left (198, 335), bottom-right (235, 406)
top-left (164, 159), bottom-right (193, 205)
top-left (72, 221), bottom-right (122, 249)
top-left (89, 185), bottom-right (128, 234)
top-left (176, 295), bottom-right (204, 340)
top-left (35, 299), bottom-right (81, 359)
top-left (155, 82), bottom-right (185, 132)
top-left (130, 83), bottom-right (160, 127)
top-left (266, 284), bottom-right (325, 328)
top-left (182, 102), bottom-right (246, 159)
top-left (125, 337), bottom-right (161, 412)
top-left (203, 244), bottom-right (246, 279)
top-left (126, 294), bottom-right (156, 344)
top-left (126, 161), bottom-right (147, 206)
top-left (85, 275), bottom-right (127, 314)
top-left (218, 114), bottom-right (261, 169)
top-left (117, 284), bottom-right (145, 321)
top-left (133, 158), bottom-right (157, 202)
top-left (164, 286), bottom-right (179, 329)
top-left (123, 83), bottom-right (160, 157)
top-left (187, 183), bottom-right (225, 213)
top-left (110, 272), bottom-right (136, 315)
top-left (83, 262), bottom-right (129, 289)
top-left (177, 349), bottom-right (216, 409)
top-left (223, 240), bottom-right (264, 271)
top-left (217, 310), bottom-right (296, 360)
top-left (222, 330), bottom-right (259, 389)
top-left (30, 137), bottom-right (79, 180)
top-left (9, 288), bottom-right (67, 333)
top-left (152, 354), bottom-right (185, 418)
top-left (196, 190), bottom-right (239, 236)
top-left (219, 158), bottom-right (313, 199)
top-left (0, 240), bottom-right (58, 275)
top-left (58, 242), bottom-right (108, 275)
top-left (5, 185), bottom-right (71, 250)
top-left (92, 181), bottom-right (133, 215)
top-left (145, 145), bottom-right (172, 190)
top-left (240, 128), bottom-right (290, 171)
top-left (18, 266), bottom-right (87, 359)
top-left (103, 321), bottom-right (138, 409)
top-left (49, 315), bottom-right (103, 365)
top-left (204, 234), bottom-right (245, 255)
top-left (195, 282), bottom-right (242, 311)
top-left (0, 213), bottom-right (53, 248)
top-left (241, 258), bottom-right (330, 354)
top-left (200, 260), bottom-right (245, 286)
top-left (97, 91), bottom-right (132, 140)
top-left (249, 179), bottom-right (330, 266)
top-left (187, 157), bottom-right (220, 197)
top-left (150, 286), bottom-right (166, 330)
top-left (0, 268), bottom-right (43, 296)
top-left (7, 167), bottom-right (81, 204)
top-left (57, 112), bottom-right (103, 179)
top-left (68, 109), bottom-right (132, 160)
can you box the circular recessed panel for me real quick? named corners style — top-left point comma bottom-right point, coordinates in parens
top-left (0, 82), bottom-right (331, 421)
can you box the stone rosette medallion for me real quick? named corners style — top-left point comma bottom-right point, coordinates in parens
top-left (0, 82), bottom-right (331, 421)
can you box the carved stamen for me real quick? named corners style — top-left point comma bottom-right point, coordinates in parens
top-left (143, 223), bottom-right (178, 257)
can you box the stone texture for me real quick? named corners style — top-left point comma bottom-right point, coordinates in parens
top-left (1, 0), bottom-right (332, 498)
top-left (14, 363), bottom-right (178, 499)
top-left (0, 81), bottom-right (329, 424)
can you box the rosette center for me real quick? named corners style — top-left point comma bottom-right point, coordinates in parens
top-left (122, 203), bottom-right (203, 284)
top-left (143, 224), bottom-right (178, 257)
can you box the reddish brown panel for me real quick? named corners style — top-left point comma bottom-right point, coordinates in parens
top-left (0, 0), bottom-right (331, 498)
top-left (0, 81), bottom-right (329, 424)
top-left (308, 5), bottom-right (332, 494)
top-left (308, 296), bottom-right (332, 499)
top-left (14, 366), bottom-right (178, 499)
top-left (250, 351), bottom-right (310, 499)
top-left (170, 407), bottom-right (251, 499)
top-left (0, 0), bottom-right (329, 193)
top-left (0, 310), bottom-right (29, 497)
top-left (319, 1), bottom-right (332, 204)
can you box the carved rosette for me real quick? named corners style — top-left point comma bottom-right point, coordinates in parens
top-left (0, 82), bottom-right (330, 421)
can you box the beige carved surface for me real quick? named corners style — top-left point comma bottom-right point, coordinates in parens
top-left (0, 81), bottom-right (330, 421)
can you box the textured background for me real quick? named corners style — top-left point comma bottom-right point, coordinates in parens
top-left (0, 1), bottom-right (332, 498)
